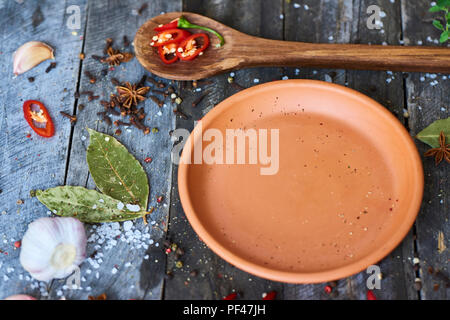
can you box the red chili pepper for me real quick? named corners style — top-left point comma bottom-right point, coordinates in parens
top-left (144, 157), bottom-right (153, 163)
top-left (176, 33), bottom-right (210, 61)
top-left (223, 292), bottom-right (237, 300)
top-left (154, 19), bottom-right (179, 32)
top-left (23, 100), bottom-right (55, 138)
top-left (324, 285), bottom-right (332, 294)
top-left (262, 291), bottom-right (276, 300)
top-left (158, 44), bottom-right (179, 64)
top-left (14, 241), bottom-right (21, 248)
top-left (367, 290), bottom-right (377, 300)
top-left (150, 28), bottom-right (191, 47)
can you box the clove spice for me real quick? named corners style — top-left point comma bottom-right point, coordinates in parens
top-left (60, 111), bottom-right (77, 123)
top-left (84, 71), bottom-right (96, 84)
top-left (192, 91), bottom-right (210, 107)
top-left (45, 62), bottom-right (57, 73)
top-left (149, 95), bottom-right (164, 107)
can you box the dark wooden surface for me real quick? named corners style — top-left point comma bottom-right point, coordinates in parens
top-left (0, 0), bottom-right (448, 300)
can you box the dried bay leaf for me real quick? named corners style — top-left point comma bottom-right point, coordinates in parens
top-left (416, 117), bottom-right (450, 148)
top-left (36, 186), bottom-right (146, 223)
top-left (86, 128), bottom-right (149, 209)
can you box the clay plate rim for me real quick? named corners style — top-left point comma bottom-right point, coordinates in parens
top-left (178, 79), bottom-right (424, 283)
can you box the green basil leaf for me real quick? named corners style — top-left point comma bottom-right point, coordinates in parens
top-left (440, 30), bottom-right (449, 43)
top-left (429, 5), bottom-right (444, 12)
top-left (416, 117), bottom-right (450, 148)
top-left (36, 186), bottom-right (146, 223)
top-left (87, 128), bottom-right (149, 209)
top-left (437, 0), bottom-right (450, 8)
top-left (433, 19), bottom-right (444, 30)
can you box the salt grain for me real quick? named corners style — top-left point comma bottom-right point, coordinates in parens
top-left (123, 220), bottom-right (133, 231)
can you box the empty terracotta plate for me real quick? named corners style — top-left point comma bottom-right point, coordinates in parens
top-left (178, 80), bottom-right (423, 283)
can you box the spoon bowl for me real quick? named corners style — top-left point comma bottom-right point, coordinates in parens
top-left (134, 12), bottom-right (450, 80)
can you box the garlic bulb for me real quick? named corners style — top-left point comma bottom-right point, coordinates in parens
top-left (13, 41), bottom-right (54, 75)
top-left (20, 217), bottom-right (86, 282)
top-left (4, 294), bottom-right (36, 300)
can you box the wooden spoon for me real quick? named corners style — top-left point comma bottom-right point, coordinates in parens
top-left (134, 12), bottom-right (450, 80)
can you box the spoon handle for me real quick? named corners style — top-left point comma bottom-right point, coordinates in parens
top-left (239, 37), bottom-right (450, 73)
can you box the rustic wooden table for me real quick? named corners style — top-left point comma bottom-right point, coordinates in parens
top-left (0, 0), bottom-right (448, 300)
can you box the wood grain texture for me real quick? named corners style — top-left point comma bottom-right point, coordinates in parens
top-left (0, 0), bottom-right (87, 299)
top-left (164, 0), bottom-right (286, 300)
top-left (282, 0), bottom-right (417, 300)
top-left (344, 0), bottom-right (418, 300)
top-left (401, 0), bottom-right (450, 300)
top-left (48, 0), bottom-right (181, 300)
top-left (0, 0), bottom-right (447, 301)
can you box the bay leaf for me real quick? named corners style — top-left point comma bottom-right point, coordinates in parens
top-left (36, 186), bottom-right (146, 223)
top-left (86, 128), bottom-right (149, 209)
top-left (416, 117), bottom-right (450, 148)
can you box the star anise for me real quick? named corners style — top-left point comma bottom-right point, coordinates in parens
top-left (116, 82), bottom-right (149, 109)
top-left (424, 131), bottom-right (450, 165)
top-left (102, 47), bottom-right (133, 66)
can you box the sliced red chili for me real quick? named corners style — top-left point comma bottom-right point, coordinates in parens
top-left (366, 290), bottom-right (377, 300)
top-left (154, 19), bottom-right (179, 32)
top-left (158, 43), bottom-right (178, 64)
top-left (262, 291), bottom-right (277, 300)
top-left (176, 33), bottom-right (210, 61)
top-left (23, 100), bottom-right (55, 138)
top-left (150, 28), bottom-right (191, 47)
top-left (223, 292), bottom-right (237, 300)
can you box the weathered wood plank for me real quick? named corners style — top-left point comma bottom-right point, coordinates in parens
top-left (46, 0), bottom-right (182, 300)
top-left (0, 0), bottom-right (87, 299)
top-left (282, 0), bottom-right (414, 300)
top-left (344, 0), bottom-right (418, 300)
top-left (282, 0), bottom-right (356, 299)
top-left (163, 0), bottom-right (286, 300)
top-left (286, 0), bottom-right (417, 300)
top-left (401, 0), bottom-right (450, 300)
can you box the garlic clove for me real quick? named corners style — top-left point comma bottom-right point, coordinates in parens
top-left (20, 217), bottom-right (86, 282)
top-left (4, 294), bottom-right (36, 300)
top-left (13, 41), bottom-right (54, 75)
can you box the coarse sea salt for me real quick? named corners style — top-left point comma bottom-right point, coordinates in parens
top-left (123, 220), bottom-right (133, 231)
